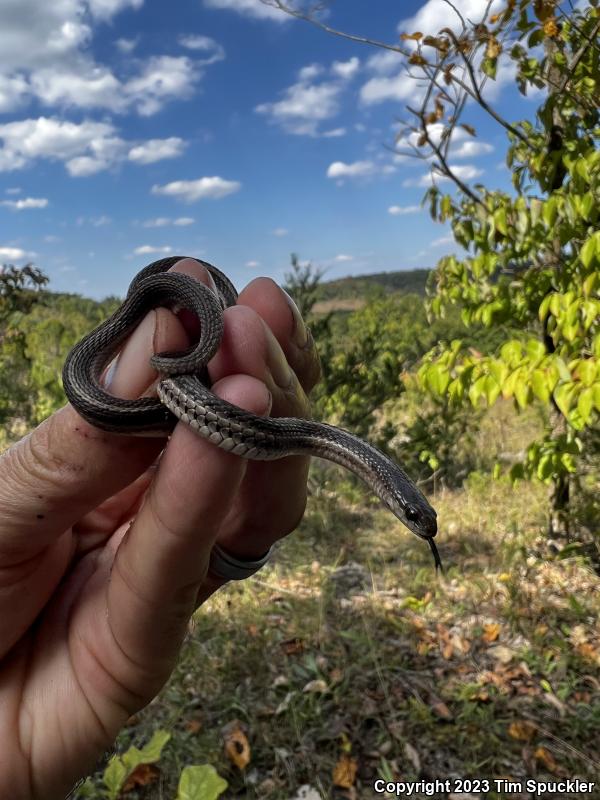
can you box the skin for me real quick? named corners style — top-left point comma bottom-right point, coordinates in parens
top-left (0, 258), bottom-right (321, 800)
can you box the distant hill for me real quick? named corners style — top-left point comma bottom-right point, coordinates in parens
top-left (313, 268), bottom-right (431, 312)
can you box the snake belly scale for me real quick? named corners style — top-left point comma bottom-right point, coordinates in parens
top-left (63, 257), bottom-right (438, 554)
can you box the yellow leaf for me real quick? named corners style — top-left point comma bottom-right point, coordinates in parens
top-left (482, 623), bottom-right (501, 643)
top-left (543, 18), bottom-right (558, 37)
top-left (508, 720), bottom-right (537, 741)
top-left (223, 722), bottom-right (251, 771)
top-left (400, 31), bottom-right (423, 41)
top-left (409, 53), bottom-right (427, 65)
top-left (534, 746), bottom-right (559, 773)
top-left (486, 37), bottom-right (502, 58)
top-left (333, 755), bottom-right (358, 788)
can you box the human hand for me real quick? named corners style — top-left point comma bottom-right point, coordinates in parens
top-left (0, 258), bottom-right (321, 800)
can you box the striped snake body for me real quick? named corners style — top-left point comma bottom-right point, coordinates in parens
top-left (63, 257), bottom-right (438, 556)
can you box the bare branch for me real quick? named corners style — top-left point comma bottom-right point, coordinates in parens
top-left (263, 0), bottom-right (410, 56)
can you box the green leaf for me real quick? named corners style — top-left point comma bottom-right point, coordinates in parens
top-left (481, 57), bottom-right (498, 79)
top-left (526, 339), bottom-right (546, 362)
top-left (103, 758), bottom-right (128, 800)
top-left (577, 387), bottom-right (594, 424)
top-left (514, 375), bottom-right (531, 409)
top-left (494, 207), bottom-right (508, 236)
top-left (531, 369), bottom-right (550, 403)
top-left (543, 196), bottom-right (558, 227)
top-left (537, 453), bottom-right (554, 481)
top-left (576, 358), bottom-right (597, 386)
top-left (469, 375), bottom-right (487, 407)
top-left (484, 374), bottom-right (501, 405)
top-left (176, 765), bottom-right (228, 800)
top-left (426, 363), bottom-right (450, 395)
top-left (553, 383), bottom-right (576, 417)
top-left (580, 232), bottom-right (600, 269)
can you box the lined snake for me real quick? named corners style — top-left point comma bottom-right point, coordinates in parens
top-left (63, 257), bottom-right (440, 565)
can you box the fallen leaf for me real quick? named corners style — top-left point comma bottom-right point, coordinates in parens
top-left (122, 763), bottom-right (160, 792)
top-left (332, 755), bottom-right (358, 788)
top-left (442, 641), bottom-right (454, 660)
top-left (508, 720), bottom-right (537, 742)
top-left (276, 691), bottom-right (296, 715)
top-left (404, 742), bottom-right (421, 772)
top-left (482, 623), bottom-right (502, 643)
top-left (431, 700), bottom-right (453, 720)
top-left (330, 668), bottom-right (344, 685)
top-left (534, 745), bottom-right (559, 773)
top-left (223, 721), bottom-right (250, 770)
top-left (247, 624), bottom-right (259, 637)
top-left (184, 718), bottom-right (203, 734)
top-left (302, 679), bottom-right (328, 694)
top-left (576, 643), bottom-right (600, 664)
top-left (488, 645), bottom-right (516, 664)
top-left (281, 638), bottom-right (304, 655)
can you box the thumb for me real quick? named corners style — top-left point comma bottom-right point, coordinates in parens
top-left (0, 305), bottom-right (188, 558)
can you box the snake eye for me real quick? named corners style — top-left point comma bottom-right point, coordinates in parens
top-left (405, 506), bottom-right (420, 523)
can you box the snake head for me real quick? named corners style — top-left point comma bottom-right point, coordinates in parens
top-left (387, 490), bottom-right (438, 540)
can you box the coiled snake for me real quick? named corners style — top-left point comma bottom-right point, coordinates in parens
top-left (63, 257), bottom-right (440, 566)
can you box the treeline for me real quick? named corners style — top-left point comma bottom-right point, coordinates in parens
top-left (314, 268), bottom-right (431, 302)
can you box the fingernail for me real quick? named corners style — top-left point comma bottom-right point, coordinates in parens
top-left (282, 289), bottom-right (309, 348)
top-left (103, 311), bottom-right (157, 399)
top-left (267, 332), bottom-right (294, 390)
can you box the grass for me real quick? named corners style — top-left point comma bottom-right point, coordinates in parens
top-left (79, 453), bottom-right (600, 800)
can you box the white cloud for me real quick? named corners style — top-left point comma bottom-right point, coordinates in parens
top-left (360, 1), bottom-right (503, 107)
top-left (451, 140), bottom-right (494, 158)
top-left (151, 176), bottom-right (241, 203)
top-left (366, 50), bottom-right (403, 75)
top-left (360, 71), bottom-right (418, 106)
top-left (203, 0), bottom-right (288, 21)
top-left (331, 57), bottom-right (360, 80)
top-left (431, 235), bottom-right (454, 247)
top-left (334, 254), bottom-right (353, 262)
top-left (388, 204), bottom-right (420, 216)
top-left (124, 56), bottom-right (200, 116)
top-left (271, 227), bottom-right (288, 237)
top-left (398, 0), bottom-right (502, 39)
top-left (0, 1), bottom-right (208, 117)
top-left (298, 64), bottom-right (323, 82)
top-left (134, 244), bottom-right (173, 255)
top-left (31, 65), bottom-right (124, 111)
top-left (0, 247), bottom-right (34, 261)
top-left (0, 117), bottom-right (187, 176)
top-left (178, 35), bottom-right (225, 65)
top-left (87, 0), bottom-right (144, 20)
top-left (5, 187), bottom-right (21, 195)
top-left (0, 74), bottom-right (29, 112)
top-left (403, 163), bottom-right (483, 187)
top-left (128, 137), bottom-right (186, 164)
top-left (0, 197), bottom-right (48, 210)
top-left (322, 127), bottom-right (346, 138)
top-left (142, 216), bottom-right (195, 227)
top-left (245, 259), bottom-right (260, 268)
top-left (115, 37), bottom-right (138, 53)
top-left (326, 160), bottom-right (376, 179)
top-left (256, 80), bottom-right (343, 136)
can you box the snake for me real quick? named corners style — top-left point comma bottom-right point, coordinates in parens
top-left (63, 257), bottom-right (440, 566)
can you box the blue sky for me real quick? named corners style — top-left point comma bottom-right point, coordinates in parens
top-left (0, 0), bottom-right (529, 299)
